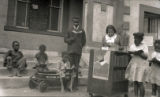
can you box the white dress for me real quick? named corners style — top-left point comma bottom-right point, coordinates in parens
top-left (102, 34), bottom-right (117, 64)
top-left (148, 51), bottom-right (160, 85)
top-left (125, 43), bottom-right (149, 82)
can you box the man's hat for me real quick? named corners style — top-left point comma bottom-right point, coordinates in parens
top-left (72, 17), bottom-right (80, 23)
top-left (133, 32), bottom-right (144, 38)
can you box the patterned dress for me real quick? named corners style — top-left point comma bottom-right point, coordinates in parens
top-left (125, 43), bottom-right (149, 82)
top-left (148, 51), bottom-right (160, 85)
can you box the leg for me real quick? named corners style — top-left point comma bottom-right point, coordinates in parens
top-left (139, 82), bottom-right (145, 97)
top-left (60, 77), bottom-right (64, 92)
top-left (73, 54), bottom-right (81, 90)
top-left (152, 84), bottom-right (157, 97)
top-left (157, 85), bottom-right (160, 97)
top-left (69, 54), bottom-right (76, 89)
top-left (6, 57), bottom-right (14, 77)
top-left (134, 81), bottom-right (139, 97)
top-left (69, 74), bottom-right (74, 92)
top-left (17, 58), bottom-right (27, 72)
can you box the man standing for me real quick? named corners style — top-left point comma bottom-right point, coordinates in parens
top-left (64, 17), bottom-right (86, 90)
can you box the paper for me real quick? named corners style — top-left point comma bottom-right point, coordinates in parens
top-left (101, 47), bottom-right (109, 51)
top-left (143, 36), bottom-right (153, 46)
top-left (93, 51), bottom-right (111, 80)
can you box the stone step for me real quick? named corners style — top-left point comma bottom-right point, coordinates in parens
top-left (0, 66), bottom-right (88, 82)
top-left (0, 67), bottom-right (88, 77)
top-left (0, 76), bottom-right (88, 89)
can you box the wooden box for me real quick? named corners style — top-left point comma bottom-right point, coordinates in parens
top-left (87, 49), bottom-right (130, 97)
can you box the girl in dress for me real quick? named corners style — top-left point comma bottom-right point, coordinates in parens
top-left (100, 25), bottom-right (117, 65)
top-left (125, 32), bottom-right (149, 97)
top-left (58, 54), bottom-right (75, 92)
top-left (102, 25), bottom-right (117, 49)
top-left (148, 40), bottom-right (160, 97)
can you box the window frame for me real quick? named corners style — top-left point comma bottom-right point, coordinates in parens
top-left (4, 0), bottom-right (64, 36)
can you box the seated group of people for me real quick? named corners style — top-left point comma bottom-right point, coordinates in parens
top-left (3, 41), bottom-right (75, 92)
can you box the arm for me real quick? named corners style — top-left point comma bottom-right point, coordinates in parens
top-left (64, 31), bottom-right (76, 44)
top-left (45, 54), bottom-right (49, 64)
top-left (137, 50), bottom-right (148, 60)
top-left (82, 29), bottom-right (86, 47)
top-left (114, 35), bottom-right (120, 46)
top-left (102, 36), bottom-right (111, 47)
top-left (12, 51), bottom-right (23, 63)
top-left (3, 50), bottom-right (12, 66)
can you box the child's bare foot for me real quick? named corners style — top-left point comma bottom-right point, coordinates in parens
top-left (68, 87), bottom-right (72, 92)
top-left (61, 89), bottom-right (64, 93)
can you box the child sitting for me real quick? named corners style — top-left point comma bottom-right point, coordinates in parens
top-left (3, 41), bottom-right (27, 77)
top-left (58, 53), bottom-right (75, 92)
top-left (148, 40), bottom-right (160, 97)
top-left (34, 44), bottom-right (48, 72)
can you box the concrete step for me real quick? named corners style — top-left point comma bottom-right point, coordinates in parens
top-left (0, 67), bottom-right (88, 77)
top-left (0, 76), bottom-right (88, 89)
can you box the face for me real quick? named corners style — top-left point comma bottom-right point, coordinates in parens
top-left (134, 37), bottom-right (142, 46)
top-left (107, 28), bottom-right (115, 37)
top-left (39, 46), bottom-right (46, 53)
top-left (73, 22), bottom-right (79, 27)
top-left (155, 43), bottom-right (160, 52)
top-left (13, 42), bottom-right (20, 51)
top-left (62, 57), bottom-right (68, 63)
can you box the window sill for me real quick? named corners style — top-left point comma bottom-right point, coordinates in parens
top-left (4, 25), bottom-right (64, 37)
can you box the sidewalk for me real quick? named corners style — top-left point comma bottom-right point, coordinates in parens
top-left (0, 86), bottom-right (89, 97)
top-left (0, 85), bottom-right (153, 97)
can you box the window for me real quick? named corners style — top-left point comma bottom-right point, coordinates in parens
top-left (143, 12), bottom-right (160, 39)
top-left (5, 0), bottom-right (64, 34)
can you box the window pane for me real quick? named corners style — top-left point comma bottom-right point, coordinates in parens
top-left (50, 8), bottom-right (59, 31)
top-left (16, 1), bottom-right (28, 27)
top-left (52, 0), bottom-right (60, 6)
top-left (28, 0), bottom-right (49, 31)
top-left (49, 0), bottom-right (61, 31)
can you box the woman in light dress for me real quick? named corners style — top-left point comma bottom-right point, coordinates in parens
top-left (100, 25), bottom-right (117, 65)
top-left (125, 32), bottom-right (149, 97)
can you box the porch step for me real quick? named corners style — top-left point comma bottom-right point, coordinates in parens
top-left (0, 67), bottom-right (88, 77)
top-left (0, 76), bottom-right (88, 89)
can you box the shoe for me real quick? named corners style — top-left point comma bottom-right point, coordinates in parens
top-left (73, 87), bottom-right (78, 91)
top-left (33, 66), bottom-right (37, 69)
top-left (8, 75), bottom-right (14, 77)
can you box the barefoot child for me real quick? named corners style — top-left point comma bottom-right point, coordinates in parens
top-left (125, 32), bottom-right (149, 97)
top-left (4, 41), bottom-right (27, 77)
top-left (148, 40), bottom-right (160, 97)
top-left (58, 54), bottom-right (75, 92)
top-left (34, 44), bottom-right (48, 72)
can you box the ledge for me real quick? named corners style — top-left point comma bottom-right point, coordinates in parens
top-left (4, 25), bottom-right (64, 37)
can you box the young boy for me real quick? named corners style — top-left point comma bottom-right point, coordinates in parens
top-left (34, 44), bottom-right (48, 72)
top-left (58, 53), bottom-right (75, 92)
top-left (4, 41), bottom-right (27, 77)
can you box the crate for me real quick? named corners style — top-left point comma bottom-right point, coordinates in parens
top-left (87, 49), bottom-right (130, 97)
